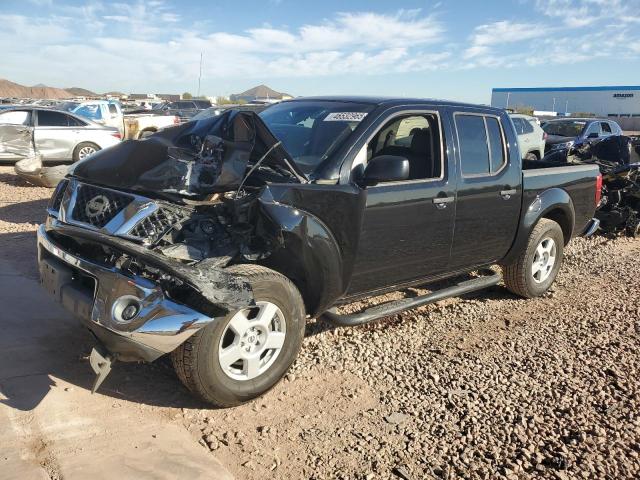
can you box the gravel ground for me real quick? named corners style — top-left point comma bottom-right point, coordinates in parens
top-left (1, 166), bottom-right (638, 479)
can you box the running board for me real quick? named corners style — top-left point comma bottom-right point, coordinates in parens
top-left (323, 270), bottom-right (502, 327)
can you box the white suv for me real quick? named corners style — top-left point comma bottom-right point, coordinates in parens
top-left (510, 114), bottom-right (546, 161)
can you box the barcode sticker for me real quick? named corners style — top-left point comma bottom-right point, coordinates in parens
top-left (324, 112), bottom-right (368, 122)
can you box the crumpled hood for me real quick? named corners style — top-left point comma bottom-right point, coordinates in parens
top-left (71, 110), bottom-right (306, 197)
top-left (545, 134), bottom-right (577, 145)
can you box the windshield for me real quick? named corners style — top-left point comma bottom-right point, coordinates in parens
top-left (259, 100), bottom-right (374, 174)
top-left (58, 101), bottom-right (80, 112)
top-left (73, 104), bottom-right (102, 121)
top-left (543, 120), bottom-right (586, 137)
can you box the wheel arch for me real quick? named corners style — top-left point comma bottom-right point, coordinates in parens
top-left (137, 127), bottom-right (158, 139)
top-left (502, 188), bottom-right (575, 264)
top-left (256, 200), bottom-right (345, 318)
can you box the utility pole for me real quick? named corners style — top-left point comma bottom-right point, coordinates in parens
top-left (565, 100), bottom-right (569, 114)
top-left (506, 92), bottom-right (510, 109)
top-left (552, 97), bottom-right (556, 112)
top-left (197, 52), bottom-right (203, 98)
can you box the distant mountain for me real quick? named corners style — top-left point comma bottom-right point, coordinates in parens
top-left (65, 86), bottom-right (98, 97)
top-left (0, 78), bottom-right (72, 99)
top-left (231, 84), bottom-right (292, 101)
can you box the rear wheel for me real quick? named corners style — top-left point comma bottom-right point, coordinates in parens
top-left (172, 265), bottom-right (306, 407)
top-left (73, 142), bottom-right (100, 162)
top-left (501, 218), bottom-right (564, 298)
top-left (524, 152), bottom-right (539, 161)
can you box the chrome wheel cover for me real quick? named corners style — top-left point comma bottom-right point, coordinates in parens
top-left (217, 301), bottom-right (287, 381)
top-left (531, 237), bottom-right (557, 283)
top-left (78, 145), bottom-right (97, 159)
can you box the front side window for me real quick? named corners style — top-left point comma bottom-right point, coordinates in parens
top-left (455, 114), bottom-right (506, 176)
top-left (0, 110), bottom-right (30, 125)
top-left (600, 122), bottom-right (612, 134)
top-left (366, 114), bottom-right (442, 180)
top-left (585, 122), bottom-right (600, 138)
top-left (38, 110), bottom-right (70, 127)
top-left (108, 104), bottom-right (118, 114)
top-left (259, 101), bottom-right (374, 174)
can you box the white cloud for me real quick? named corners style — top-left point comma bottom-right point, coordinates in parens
top-left (3, 0), bottom-right (640, 95)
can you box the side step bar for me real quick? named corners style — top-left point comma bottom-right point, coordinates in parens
top-left (323, 270), bottom-right (502, 327)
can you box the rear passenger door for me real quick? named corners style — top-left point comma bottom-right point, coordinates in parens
top-left (34, 110), bottom-right (75, 161)
top-left (449, 111), bottom-right (521, 270)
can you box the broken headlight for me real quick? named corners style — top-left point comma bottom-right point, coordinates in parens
top-left (47, 179), bottom-right (69, 216)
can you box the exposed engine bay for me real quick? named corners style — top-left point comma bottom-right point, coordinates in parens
top-left (46, 110), bottom-right (313, 314)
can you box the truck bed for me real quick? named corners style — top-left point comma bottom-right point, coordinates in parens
top-left (522, 160), bottom-right (600, 235)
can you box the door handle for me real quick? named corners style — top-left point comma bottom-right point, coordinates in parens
top-left (433, 197), bottom-right (454, 209)
top-left (500, 189), bottom-right (517, 200)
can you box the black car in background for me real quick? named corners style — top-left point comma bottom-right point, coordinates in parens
top-left (543, 118), bottom-right (623, 155)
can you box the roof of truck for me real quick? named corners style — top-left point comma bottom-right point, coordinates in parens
top-left (287, 96), bottom-right (502, 111)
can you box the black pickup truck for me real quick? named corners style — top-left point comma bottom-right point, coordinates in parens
top-left (37, 97), bottom-right (601, 406)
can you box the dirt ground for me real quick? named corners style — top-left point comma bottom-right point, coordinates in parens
top-left (0, 166), bottom-right (639, 479)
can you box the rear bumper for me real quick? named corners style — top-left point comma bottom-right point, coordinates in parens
top-left (582, 217), bottom-right (600, 237)
top-left (37, 224), bottom-right (213, 362)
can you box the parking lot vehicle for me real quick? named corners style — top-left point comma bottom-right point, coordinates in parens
top-left (123, 112), bottom-right (180, 139)
top-left (543, 118), bottom-right (623, 155)
top-left (0, 107), bottom-right (121, 163)
top-left (71, 100), bottom-right (125, 136)
top-left (509, 113), bottom-right (546, 160)
top-left (139, 99), bottom-right (212, 122)
top-left (37, 97), bottom-right (601, 406)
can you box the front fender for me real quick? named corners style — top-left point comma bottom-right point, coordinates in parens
top-left (501, 188), bottom-right (575, 265)
top-left (258, 200), bottom-right (344, 317)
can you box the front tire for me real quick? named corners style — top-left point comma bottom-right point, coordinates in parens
top-left (524, 152), bottom-right (539, 161)
top-left (172, 265), bottom-right (306, 407)
top-left (501, 218), bottom-right (564, 298)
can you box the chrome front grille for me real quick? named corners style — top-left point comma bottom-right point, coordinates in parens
top-left (57, 179), bottom-right (189, 245)
top-left (128, 207), bottom-right (188, 245)
top-left (71, 184), bottom-right (134, 228)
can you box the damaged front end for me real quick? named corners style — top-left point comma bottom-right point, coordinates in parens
top-left (38, 110), bottom-right (308, 366)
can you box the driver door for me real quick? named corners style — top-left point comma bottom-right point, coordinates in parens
top-left (0, 110), bottom-right (35, 160)
top-left (347, 110), bottom-right (456, 295)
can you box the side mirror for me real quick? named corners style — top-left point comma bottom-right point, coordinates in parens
top-left (587, 132), bottom-right (599, 139)
top-left (362, 155), bottom-right (410, 186)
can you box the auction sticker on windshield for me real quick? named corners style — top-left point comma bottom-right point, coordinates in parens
top-left (324, 112), bottom-right (368, 122)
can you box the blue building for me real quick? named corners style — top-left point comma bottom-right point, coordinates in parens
top-left (491, 86), bottom-right (640, 118)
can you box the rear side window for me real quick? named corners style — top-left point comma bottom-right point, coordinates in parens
top-left (38, 110), bottom-right (70, 127)
top-left (108, 104), bottom-right (118, 114)
top-left (486, 117), bottom-right (505, 172)
top-left (511, 118), bottom-right (524, 134)
top-left (522, 120), bottom-right (535, 134)
top-left (600, 122), bottom-right (612, 134)
top-left (455, 114), bottom-right (506, 176)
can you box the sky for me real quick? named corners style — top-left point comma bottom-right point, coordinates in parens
top-left (1, 0), bottom-right (639, 103)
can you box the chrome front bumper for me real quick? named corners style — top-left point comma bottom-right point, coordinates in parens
top-left (37, 224), bottom-right (213, 361)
